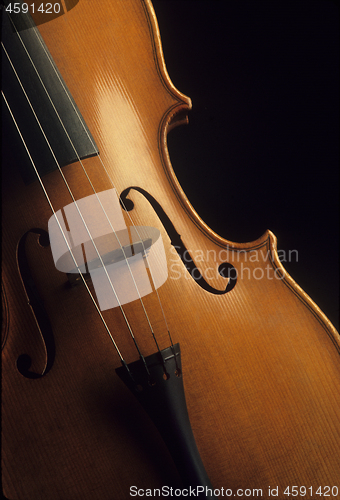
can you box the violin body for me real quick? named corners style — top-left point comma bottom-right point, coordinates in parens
top-left (2, 1), bottom-right (339, 499)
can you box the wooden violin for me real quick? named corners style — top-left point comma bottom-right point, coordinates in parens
top-left (2, 1), bottom-right (339, 499)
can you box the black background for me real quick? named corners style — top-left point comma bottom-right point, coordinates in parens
top-left (152, 0), bottom-right (339, 329)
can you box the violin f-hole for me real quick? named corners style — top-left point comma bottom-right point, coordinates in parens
top-left (16, 228), bottom-right (55, 379)
top-left (120, 187), bottom-right (237, 294)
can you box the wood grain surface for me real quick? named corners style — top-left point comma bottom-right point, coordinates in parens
top-left (2, 1), bottom-right (339, 499)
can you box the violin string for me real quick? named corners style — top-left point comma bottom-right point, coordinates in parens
top-left (9, 11), bottom-right (173, 353)
top-left (8, 20), bottom-right (162, 356)
top-left (31, 13), bottom-right (174, 348)
top-left (2, 89), bottom-right (125, 364)
top-left (2, 42), bottom-right (151, 375)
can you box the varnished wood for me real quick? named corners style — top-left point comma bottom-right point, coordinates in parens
top-left (2, 1), bottom-right (339, 499)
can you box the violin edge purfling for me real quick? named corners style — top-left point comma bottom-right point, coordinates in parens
top-left (2, 1), bottom-right (339, 498)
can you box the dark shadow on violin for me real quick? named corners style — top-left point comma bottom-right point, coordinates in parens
top-left (16, 228), bottom-right (55, 378)
top-left (82, 368), bottom-right (183, 490)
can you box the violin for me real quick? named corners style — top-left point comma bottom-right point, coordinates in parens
top-left (2, 1), bottom-right (339, 499)
top-left (151, 0), bottom-right (339, 330)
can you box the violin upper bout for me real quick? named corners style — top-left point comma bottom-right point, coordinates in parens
top-left (34, 0), bottom-right (191, 176)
